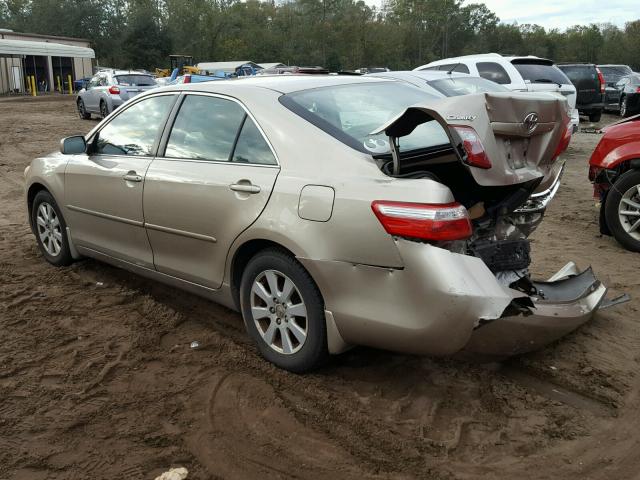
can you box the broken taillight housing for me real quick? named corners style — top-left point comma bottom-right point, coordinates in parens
top-left (371, 201), bottom-right (472, 241)
top-left (552, 121), bottom-right (572, 161)
top-left (450, 125), bottom-right (492, 169)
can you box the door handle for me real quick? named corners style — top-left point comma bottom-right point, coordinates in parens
top-left (230, 183), bottom-right (261, 194)
top-left (123, 172), bottom-right (142, 182)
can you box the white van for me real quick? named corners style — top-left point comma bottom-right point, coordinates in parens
top-left (415, 54), bottom-right (580, 131)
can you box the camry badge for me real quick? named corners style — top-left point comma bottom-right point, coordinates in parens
top-left (523, 112), bottom-right (538, 133)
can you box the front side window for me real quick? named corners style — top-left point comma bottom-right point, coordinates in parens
top-left (165, 95), bottom-right (246, 161)
top-left (280, 82), bottom-right (449, 155)
top-left (476, 62), bottom-right (511, 84)
top-left (95, 95), bottom-right (175, 156)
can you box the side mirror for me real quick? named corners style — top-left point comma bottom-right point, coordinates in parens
top-left (60, 135), bottom-right (87, 155)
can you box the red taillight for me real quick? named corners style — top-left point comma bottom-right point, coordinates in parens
top-left (636, 87), bottom-right (640, 93)
top-left (371, 201), bottom-right (472, 241)
top-left (451, 125), bottom-right (492, 169)
top-left (596, 67), bottom-right (605, 94)
top-left (184, 75), bottom-right (191, 84)
top-left (552, 121), bottom-right (572, 160)
top-left (108, 86), bottom-right (120, 95)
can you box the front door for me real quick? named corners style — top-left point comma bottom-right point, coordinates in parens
top-left (143, 93), bottom-right (280, 288)
top-left (65, 93), bottom-right (177, 267)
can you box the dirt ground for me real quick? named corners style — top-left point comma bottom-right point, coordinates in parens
top-left (1, 96), bottom-right (639, 480)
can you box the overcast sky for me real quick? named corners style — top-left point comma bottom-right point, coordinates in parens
top-left (366, 0), bottom-right (635, 30)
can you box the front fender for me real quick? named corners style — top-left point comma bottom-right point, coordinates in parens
top-left (599, 141), bottom-right (640, 170)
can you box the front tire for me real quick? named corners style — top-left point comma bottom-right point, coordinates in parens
top-left (240, 248), bottom-right (328, 372)
top-left (32, 190), bottom-right (73, 266)
top-left (620, 96), bottom-right (630, 118)
top-left (605, 169), bottom-right (640, 252)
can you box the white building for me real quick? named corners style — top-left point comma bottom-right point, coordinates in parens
top-left (0, 29), bottom-right (95, 94)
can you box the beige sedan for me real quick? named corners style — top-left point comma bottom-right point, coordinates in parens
top-left (25, 76), bottom-right (621, 372)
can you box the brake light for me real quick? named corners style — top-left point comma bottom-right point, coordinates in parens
top-left (596, 67), bottom-right (605, 94)
top-left (552, 121), bottom-right (572, 160)
top-left (450, 125), bottom-right (492, 169)
top-left (108, 86), bottom-right (120, 95)
top-left (371, 201), bottom-right (472, 241)
top-left (636, 87), bottom-right (640, 93)
top-left (184, 75), bottom-right (191, 84)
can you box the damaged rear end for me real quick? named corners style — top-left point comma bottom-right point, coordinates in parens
top-left (372, 92), bottom-right (623, 356)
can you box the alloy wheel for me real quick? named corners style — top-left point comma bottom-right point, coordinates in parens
top-left (621, 98), bottom-right (627, 117)
top-left (36, 202), bottom-right (63, 257)
top-left (100, 102), bottom-right (108, 118)
top-left (618, 184), bottom-right (640, 241)
top-left (78, 100), bottom-right (85, 118)
top-left (250, 269), bottom-right (308, 355)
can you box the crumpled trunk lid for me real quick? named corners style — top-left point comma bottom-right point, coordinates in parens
top-left (373, 92), bottom-right (571, 187)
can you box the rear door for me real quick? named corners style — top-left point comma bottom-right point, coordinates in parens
top-left (143, 93), bottom-right (280, 288)
top-left (558, 65), bottom-right (601, 107)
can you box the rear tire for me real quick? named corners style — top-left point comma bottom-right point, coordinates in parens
top-left (588, 111), bottom-right (602, 123)
top-left (240, 248), bottom-right (328, 373)
top-left (32, 190), bottom-right (73, 267)
top-left (604, 169), bottom-right (640, 252)
top-left (77, 99), bottom-right (91, 120)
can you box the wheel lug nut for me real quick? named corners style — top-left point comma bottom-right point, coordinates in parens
top-left (276, 318), bottom-right (281, 324)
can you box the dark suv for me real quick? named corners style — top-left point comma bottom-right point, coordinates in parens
top-left (557, 63), bottom-right (605, 122)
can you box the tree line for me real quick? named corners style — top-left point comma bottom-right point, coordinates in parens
top-left (1, 0), bottom-right (639, 72)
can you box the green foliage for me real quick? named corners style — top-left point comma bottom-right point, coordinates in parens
top-left (0, 0), bottom-right (638, 71)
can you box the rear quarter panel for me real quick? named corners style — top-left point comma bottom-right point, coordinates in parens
top-left (590, 120), bottom-right (640, 169)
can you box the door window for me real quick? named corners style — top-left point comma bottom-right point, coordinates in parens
top-left (232, 117), bottom-right (276, 165)
top-left (94, 95), bottom-right (175, 156)
top-left (476, 62), bottom-right (511, 84)
top-left (165, 95), bottom-right (246, 162)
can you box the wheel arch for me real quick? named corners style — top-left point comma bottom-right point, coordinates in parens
top-left (229, 238), bottom-right (297, 310)
top-left (26, 182), bottom-right (50, 232)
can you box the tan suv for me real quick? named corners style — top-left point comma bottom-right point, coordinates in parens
top-left (25, 76), bottom-right (619, 372)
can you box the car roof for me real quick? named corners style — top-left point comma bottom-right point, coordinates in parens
top-left (372, 70), bottom-right (471, 81)
top-left (428, 54), bottom-right (552, 63)
top-left (167, 74), bottom-right (395, 94)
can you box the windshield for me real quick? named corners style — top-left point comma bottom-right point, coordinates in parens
top-left (280, 82), bottom-right (450, 155)
top-left (114, 75), bottom-right (156, 87)
top-left (428, 76), bottom-right (508, 96)
top-left (512, 63), bottom-right (570, 86)
top-left (600, 66), bottom-right (633, 82)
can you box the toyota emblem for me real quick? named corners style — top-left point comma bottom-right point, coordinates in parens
top-left (523, 112), bottom-right (538, 133)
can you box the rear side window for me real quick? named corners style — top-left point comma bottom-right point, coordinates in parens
top-left (511, 63), bottom-right (569, 85)
top-left (95, 95), bottom-right (175, 156)
top-left (476, 62), bottom-right (511, 84)
top-left (232, 118), bottom-right (277, 165)
top-left (165, 95), bottom-right (245, 161)
top-left (115, 75), bottom-right (156, 86)
top-left (437, 63), bottom-right (470, 74)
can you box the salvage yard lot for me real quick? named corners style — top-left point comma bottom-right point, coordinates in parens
top-left (1, 96), bottom-right (639, 480)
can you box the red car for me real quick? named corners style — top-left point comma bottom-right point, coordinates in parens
top-left (589, 114), bottom-right (640, 250)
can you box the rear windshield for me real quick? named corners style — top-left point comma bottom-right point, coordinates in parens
top-left (512, 62), bottom-right (570, 85)
top-left (280, 82), bottom-right (450, 155)
top-left (600, 66), bottom-right (633, 82)
top-left (114, 75), bottom-right (156, 86)
top-left (428, 76), bottom-right (508, 96)
top-left (557, 65), bottom-right (597, 82)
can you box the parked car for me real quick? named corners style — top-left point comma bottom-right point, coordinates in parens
top-left (26, 76), bottom-right (618, 372)
top-left (73, 77), bottom-right (91, 92)
top-left (76, 70), bottom-right (157, 119)
top-left (598, 64), bottom-right (633, 112)
top-left (414, 54), bottom-right (580, 132)
top-left (615, 73), bottom-right (640, 118)
top-left (589, 114), bottom-right (640, 250)
top-left (557, 63), bottom-right (605, 122)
